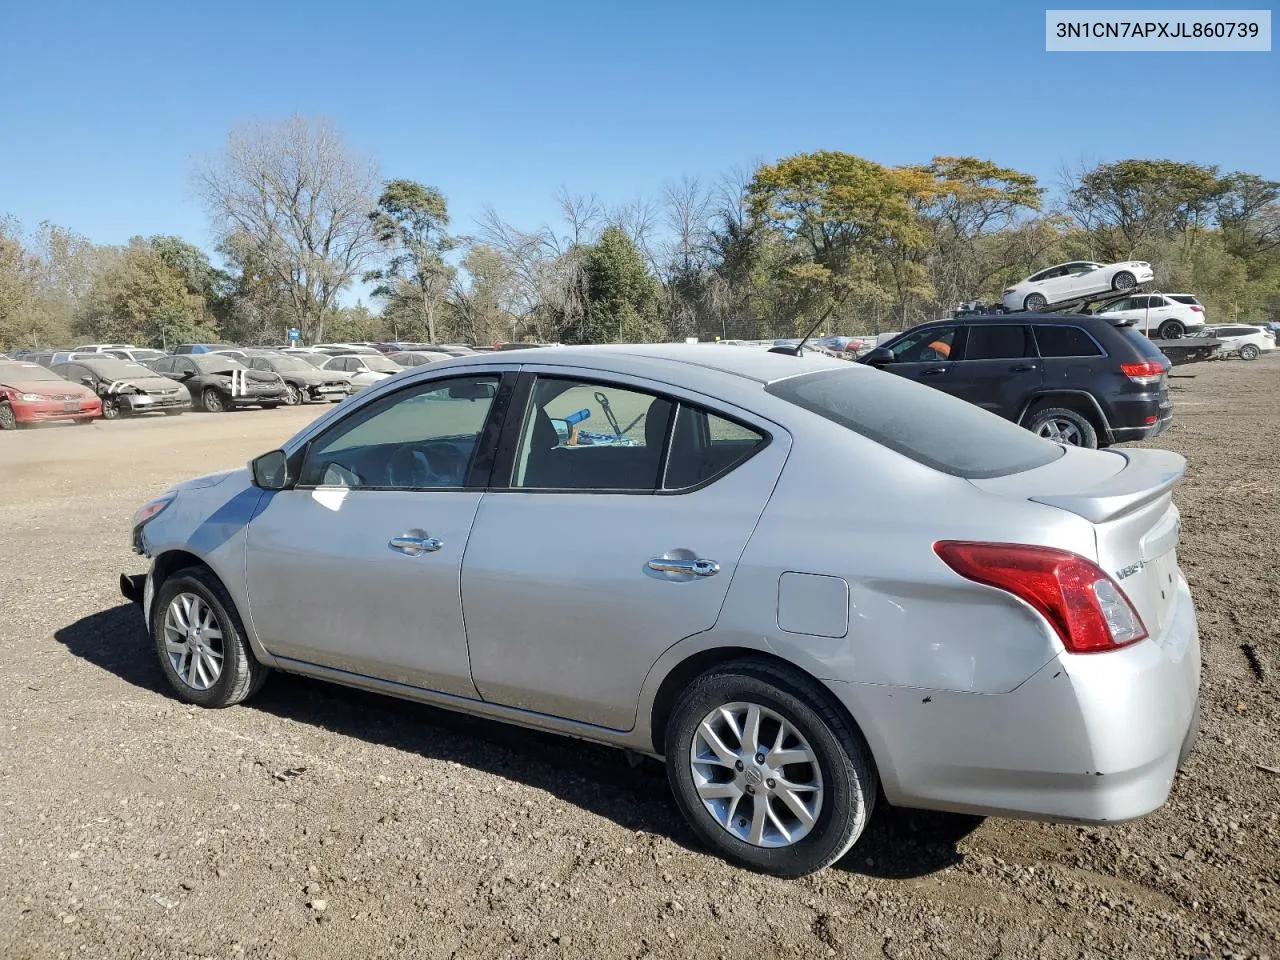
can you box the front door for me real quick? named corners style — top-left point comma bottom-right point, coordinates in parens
top-left (461, 373), bottom-right (786, 730)
top-left (245, 373), bottom-right (506, 697)
top-left (878, 324), bottom-right (962, 392)
top-left (945, 323), bottom-right (1042, 419)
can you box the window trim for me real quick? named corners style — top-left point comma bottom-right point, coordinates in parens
top-left (290, 372), bottom-right (512, 493)
top-left (488, 370), bottom-right (774, 496)
top-left (1029, 324), bottom-right (1108, 360)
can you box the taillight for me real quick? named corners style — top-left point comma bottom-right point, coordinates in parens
top-left (1120, 360), bottom-right (1167, 385)
top-left (1189, 305), bottom-right (1203, 312)
top-left (935, 542), bottom-right (1147, 653)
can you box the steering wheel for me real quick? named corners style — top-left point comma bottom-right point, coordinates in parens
top-left (386, 445), bottom-right (435, 488)
top-left (426, 443), bottom-right (469, 484)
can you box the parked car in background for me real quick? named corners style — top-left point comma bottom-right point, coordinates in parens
top-left (145, 355), bottom-right (289, 411)
top-left (123, 344), bottom-right (1199, 877)
top-left (319, 353), bottom-right (403, 390)
top-left (1095, 294), bottom-right (1207, 340)
top-left (1200, 324), bottom-right (1275, 360)
top-left (25, 350), bottom-right (93, 368)
top-left (171, 343), bottom-right (241, 355)
top-left (0, 360), bottom-right (101, 428)
top-left (312, 343), bottom-right (384, 357)
top-left (243, 353), bottom-right (352, 404)
top-left (1001, 260), bottom-right (1155, 313)
top-left (279, 349), bottom-right (332, 368)
top-left (816, 335), bottom-right (861, 354)
top-left (102, 347), bottom-right (167, 364)
top-left (72, 343), bottom-right (137, 353)
top-left (861, 313), bottom-right (1172, 448)
top-left (53, 357), bottom-right (190, 419)
top-left (388, 350), bottom-right (452, 367)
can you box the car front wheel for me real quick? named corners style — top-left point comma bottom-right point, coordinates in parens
top-left (284, 384), bottom-right (302, 405)
top-left (665, 659), bottom-right (877, 876)
top-left (101, 398), bottom-right (121, 420)
top-left (1112, 271), bottom-right (1137, 292)
top-left (151, 566), bottom-right (268, 708)
top-left (202, 388), bottom-right (226, 413)
top-left (0, 402), bottom-right (17, 430)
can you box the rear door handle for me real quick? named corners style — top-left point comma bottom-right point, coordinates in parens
top-left (1011, 363), bottom-right (1038, 372)
top-left (389, 534), bottom-right (444, 556)
top-left (647, 557), bottom-right (720, 577)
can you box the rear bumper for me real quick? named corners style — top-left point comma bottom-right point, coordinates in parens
top-left (12, 398), bottom-right (100, 422)
top-left (825, 573), bottom-right (1200, 823)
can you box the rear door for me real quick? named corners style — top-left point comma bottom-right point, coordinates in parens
top-left (945, 324), bottom-right (1041, 419)
top-left (461, 370), bottom-right (785, 730)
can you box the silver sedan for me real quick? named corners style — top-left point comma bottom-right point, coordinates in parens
top-left (123, 344), bottom-right (1200, 876)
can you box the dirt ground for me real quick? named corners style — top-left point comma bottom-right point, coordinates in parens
top-left (1, 362), bottom-right (1277, 960)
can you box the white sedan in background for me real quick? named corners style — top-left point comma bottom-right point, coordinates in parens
top-left (320, 353), bottom-right (404, 390)
top-left (1002, 260), bottom-right (1155, 313)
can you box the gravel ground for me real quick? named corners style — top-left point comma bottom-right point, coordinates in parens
top-left (1, 364), bottom-right (1277, 960)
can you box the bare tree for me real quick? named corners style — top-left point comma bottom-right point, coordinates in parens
top-left (196, 116), bottom-right (379, 344)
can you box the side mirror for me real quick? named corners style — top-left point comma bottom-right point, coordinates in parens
top-left (250, 449), bottom-right (290, 491)
top-left (863, 347), bottom-right (895, 367)
top-left (81, 376), bottom-right (95, 386)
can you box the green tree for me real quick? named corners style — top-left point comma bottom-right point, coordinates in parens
top-left (365, 179), bottom-right (456, 343)
top-left (571, 226), bottom-right (663, 344)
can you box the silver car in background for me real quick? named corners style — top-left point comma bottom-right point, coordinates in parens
top-left (123, 345), bottom-right (1199, 876)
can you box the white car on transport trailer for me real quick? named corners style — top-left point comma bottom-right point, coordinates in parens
top-left (1002, 261), bottom-right (1155, 313)
top-left (1202, 324), bottom-right (1275, 360)
top-left (1095, 294), bottom-right (1208, 340)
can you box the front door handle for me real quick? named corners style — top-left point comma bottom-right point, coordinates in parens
top-left (389, 534), bottom-right (444, 556)
top-left (647, 557), bottom-right (720, 577)
top-left (1011, 363), bottom-right (1038, 372)
top-left (921, 366), bottom-right (948, 376)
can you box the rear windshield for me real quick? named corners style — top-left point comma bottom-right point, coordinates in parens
top-left (765, 368), bottom-right (1064, 479)
top-left (1118, 328), bottom-right (1169, 361)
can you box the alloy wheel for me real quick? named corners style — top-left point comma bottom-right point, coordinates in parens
top-left (162, 592), bottom-right (225, 691)
top-left (285, 384), bottom-right (302, 405)
top-left (1036, 417), bottom-right (1083, 444)
top-left (0, 403), bottom-right (16, 430)
top-left (101, 398), bottom-right (120, 420)
top-left (689, 701), bottom-right (824, 848)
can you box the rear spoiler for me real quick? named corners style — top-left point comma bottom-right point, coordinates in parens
top-left (1030, 449), bottom-right (1186, 523)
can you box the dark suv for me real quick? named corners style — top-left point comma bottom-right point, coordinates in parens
top-left (860, 314), bottom-right (1172, 448)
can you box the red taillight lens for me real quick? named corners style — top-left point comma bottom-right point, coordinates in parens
top-left (1120, 360), bottom-right (1167, 384)
top-left (1190, 305), bottom-right (1203, 312)
top-left (934, 541), bottom-right (1147, 654)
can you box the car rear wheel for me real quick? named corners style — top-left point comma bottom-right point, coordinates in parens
top-left (665, 659), bottom-right (877, 876)
top-left (101, 398), bottom-right (121, 420)
top-left (1023, 293), bottom-right (1047, 312)
top-left (259, 402), bottom-right (282, 409)
top-left (1158, 320), bottom-right (1186, 340)
top-left (1112, 271), bottom-right (1137, 292)
top-left (202, 388), bottom-right (226, 413)
top-left (151, 567), bottom-right (268, 708)
top-left (284, 384), bottom-right (302, 405)
top-left (1027, 406), bottom-right (1098, 448)
top-left (0, 402), bottom-right (17, 430)
top-left (1240, 343), bottom-right (1260, 360)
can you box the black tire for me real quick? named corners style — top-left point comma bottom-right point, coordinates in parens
top-left (665, 658), bottom-right (877, 877)
top-left (1026, 406), bottom-right (1099, 448)
top-left (163, 410), bottom-right (183, 416)
top-left (1240, 343), bottom-right (1260, 361)
top-left (1157, 320), bottom-right (1185, 340)
top-left (101, 398), bottom-right (121, 420)
top-left (284, 383), bottom-right (302, 405)
top-left (1023, 293), bottom-right (1047, 312)
top-left (1112, 271), bottom-right (1136, 292)
top-left (259, 401), bottom-right (282, 409)
top-left (201, 388), bottom-right (226, 413)
top-left (75, 416), bottom-right (94, 425)
top-left (0, 402), bottom-right (18, 430)
top-left (150, 566), bottom-right (268, 708)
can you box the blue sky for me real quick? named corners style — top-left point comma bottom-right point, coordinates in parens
top-left (1, 0), bottom-right (1276, 258)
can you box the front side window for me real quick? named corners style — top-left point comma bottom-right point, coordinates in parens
top-left (298, 376), bottom-right (499, 489)
top-left (962, 325), bottom-right (1031, 360)
top-left (512, 378), bottom-right (672, 491)
top-left (889, 326), bottom-right (957, 363)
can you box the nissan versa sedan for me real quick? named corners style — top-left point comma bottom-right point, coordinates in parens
top-left (122, 345), bottom-right (1200, 876)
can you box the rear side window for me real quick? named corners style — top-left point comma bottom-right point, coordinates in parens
top-left (1033, 325), bottom-right (1103, 358)
top-left (963, 325), bottom-right (1031, 360)
top-left (766, 368), bottom-right (1063, 479)
top-left (664, 407), bottom-right (766, 490)
top-left (1168, 295), bottom-right (1199, 305)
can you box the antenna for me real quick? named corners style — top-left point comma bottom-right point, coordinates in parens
top-left (768, 301), bottom-right (838, 357)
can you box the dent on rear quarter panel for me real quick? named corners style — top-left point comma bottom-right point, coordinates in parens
top-left (711, 418), bottom-right (1088, 696)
